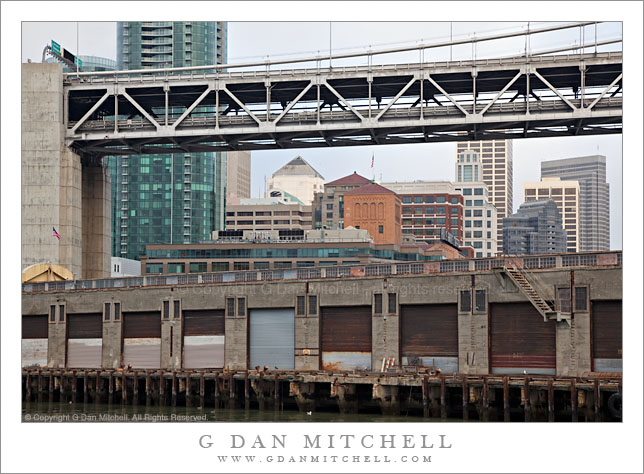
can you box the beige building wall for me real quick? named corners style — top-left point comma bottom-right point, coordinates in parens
top-left (226, 201), bottom-right (312, 231)
top-left (457, 140), bottom-right (513, 254)
top-left (524, 178), bottom-right (580, 253)
top-left (266, 175), bottom-right (325, 205)
top-left (226, 151), bottom-right (251, 200)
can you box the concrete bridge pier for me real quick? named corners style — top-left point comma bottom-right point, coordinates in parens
top-left (22, 63), bottom-right (111, 280)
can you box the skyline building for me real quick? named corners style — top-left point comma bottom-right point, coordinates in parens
top-left (457, 139), bottom-right (513, 254)
top-left (454, 150), bottom-right (498, 258)
top-left (503, 199), bottom-right (567, 255)
top-left (313, 172), bottom-right (372, 230)
top-left (344, 183), bottom-right (402, 246)
top-left (226, 151), bottom-right (252, 202)
top-left (110, 21), bottom-right (228, 260)
top-left (540, 155), bottom-right (610, 251)
top-left (523, 177), bottom-right (580, 253)
top-left (266, 156), bottom-right (325, 205)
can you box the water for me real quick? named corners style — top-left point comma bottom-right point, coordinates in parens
top-left (22, 401), bottom-right (455, 423)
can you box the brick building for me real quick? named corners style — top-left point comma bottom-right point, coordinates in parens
top-left (344, 183), bottom-right (402, 246)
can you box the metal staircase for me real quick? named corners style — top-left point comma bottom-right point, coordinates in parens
top-left (503, 264), bottom-right (570, 325)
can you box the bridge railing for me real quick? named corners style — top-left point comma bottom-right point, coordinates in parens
top-left (22, 251), bottom-right (622, 294)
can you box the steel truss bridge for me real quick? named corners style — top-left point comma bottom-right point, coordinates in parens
top-left (63, 24), bottom-right (622, 157)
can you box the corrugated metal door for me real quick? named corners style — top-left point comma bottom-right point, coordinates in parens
top-left (123, 312), bottom-right (161, 368)
top-left (67, 313), bottom-right (102, 368)
top-left (400, 304), bottom-right (458, 372)
top-left (22, 315), bottom-right (48, 368)
top-left (321, 306), bottom-right (372, 371)
top-left (183, 310), bottom-right (225, 368)
top-left (249, 308), bottom-right (294, 370)
top-left (592, 300), bottom-right (622, 372)
top-left (490, 303), bottom-right (556, 375)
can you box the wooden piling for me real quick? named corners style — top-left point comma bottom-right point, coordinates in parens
top-left (200, 374), bottom-right (205, 408)
top-left (547, 379), bottom-right (554, 422)
top-left (71, 371), bottom-right (77, 403)
top-left (275, 375), bottom-right (281, 411)
top-left (214, 372), bottom-right (220, 407)
top-left (440, 374), bottom-right (446, 420)
top-left (482, 377), bottom-right (489, 421)
top-left (48, 373), bottom-right (54, 402)
top-left (571, 378), bottom-right (577, 422)
top-left (244, 372), bottom-right (250, 409)
top-left (461, 378), bottom-right (468, 420)
top-left (422, 376), bottom-right (429, 418)
top-left (523, 377), bottom-right (531, 422)
top-left (172, 372), bottom-right (177, 407)
top-left (26, 373), bottom-right (32, 401)
top-left (229, 373), bottom-right (235, 402)
top-left (122, 371), bottom-right (127, 403)
top-left (186, 374), bottom-right (192, 407)
top-left (258, 372), bottom-right (265, 410)
top-left (503, 376), bottom-right (510, 422)
top-left (594, 380), bottom-right (601, 422)
top-left (95, 373), bottom-right (101, 403)
top-left (159, 373), bottom-right (165, 405)
top-left (83, 373), bottom-right (88, 403)
top-left (37, 370), bottom-right (43, 402)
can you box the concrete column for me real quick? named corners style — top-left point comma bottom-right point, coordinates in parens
top-left (331, 382), bottom-right (358, 414)
top-left (372, 383), bottom-right (400, 416)
top-left (289, 381), bottom-right (316, 412)
top-left (457, 311), bottom-right (490, 375)
top-left (47, 318), bottom-right (66, 369)
top-left (294, 313), bottom-right (319, 370)
top-left (224, 317), bottom-right (247, 370)
top-left (82, 164), bottom-right (111, 279)
top-left (102, 320), bottom-right (122, 369)
top-left (161, 319), bottom-right (182, 369)
top-left (556, 313), bottom-right (591, 376)
top-left (372, 292), bottom-right (399, 370)
top-left (59, 150), bottom-right (82, 275)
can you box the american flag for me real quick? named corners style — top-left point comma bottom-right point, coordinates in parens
top-left (371, 153), bottom-right (374, 168)
top-left (52, 227), bottom-right (61, 240)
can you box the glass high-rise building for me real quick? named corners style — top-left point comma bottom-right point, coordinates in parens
top-left (110, 22), bottom-right (227, 260)
top-left (540, 155), bottom-right (610, 251)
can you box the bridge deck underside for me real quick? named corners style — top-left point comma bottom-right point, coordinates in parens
top-left (64, 53), bottom-right (622, 156)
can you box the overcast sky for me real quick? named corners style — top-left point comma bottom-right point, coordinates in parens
top-left (21, 21), bottom-right (623, 249)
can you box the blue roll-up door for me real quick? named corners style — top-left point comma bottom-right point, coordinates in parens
top-left (249, 308), bottom-right (294, 370)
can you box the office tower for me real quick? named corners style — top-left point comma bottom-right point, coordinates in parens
top-left (454, 150), bottom-right (498, 258)
top-left (541, 155), bottom-right (610, 251)
top-left (524, 178), bottom-right (580, 252)
top-left (266, 156), bottom-right (325, 205)
top-left (110, 22), bottom-right (228, 260)
top-left (226, 151), bottom-right (252, 201)
top-left (503, 199), bottom-right (567, 255)
top-left (457, 139), bottom-right (513, 254)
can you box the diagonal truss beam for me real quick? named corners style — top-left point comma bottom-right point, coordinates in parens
top-left (426, 74), bottom-right (469, 116)
top-left (479, 70), bottom-right (522, 115)
top-left (272, 82), bottom-right (313, 125)
top-left (70, 90), bottom-right (111, 134)
top-left (586, 73), bottom-right (622, 110)
top-left (323, 80), bottom-right (364, 121)
top-left (374, 76), bottom-right (417, 121)
top-left (172, 85), bottom-right (213, 129)
top-left (222, 85), bottom-right (262, 125)
top-left (533, 70), bottom-right (577, 111)
top-left (121, 90), bottom-right (161, 130)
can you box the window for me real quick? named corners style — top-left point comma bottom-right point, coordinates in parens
top-left (163, 301), bottom-right (170, 320)
top-left (402, 196), bottom-right (412, 204)
top-left (174, 300), bottom-right (181, 319)
top-left (466, 200), bottom-right (472, 206)
top-left (237, 298), bottom-right (246, 317)
top-left (460, 290), bottom-right (471, 313)
top-left (414, 196), bottom-right (423, 203)
top-left (451, 197), bottom-right (458, 204)
top-left (474, 188), bottom-right (483, 195)
top-left (474, 200), bottom-right (483, 206)
top-left (474, 220), bottom-right (483, 227)
top-left (473, 231), bottom-right (482, 238)
top-left (233, 262), bottom-right (250, 271)
top-left (402, 207), bottom-right (413, 214)
top-left (451, 218), bottom-right (458, 226)
top-left (374, 293), bottom-right (383, 314)
top-left (436, 196), bottom-right (446, 203)
top-left (227, 298), bottom-right (236, 317)
top-left (326, 204), bottom-right (334, 210)
top-left (308, 295), bottom-right (318, 315)
top-left (189, 262), bottom-right (207, 273)
top-left (463, 188), bottom-right (472, 195)
top-left (388, 293), bottom-right (397, 313)
top-left (465, 210), bottom-right (471, 217)
top-left (436, 206), bottom-right (446, 214)
top-left (378, 225), bottom-right (384, 234)
top-left (425, 196), bottom-right (435, 203)
top-left (465, 220), bottom-right (472, 228)
top-left (558, 287), bottom-right (571, 313)
top-left (114, 303), bottom-right (121, 321)
top-left (575, 287), bottom-right (588, 312)
top-left (425, 207), bottom-right (434, 214)
top-left (473, 242), bottom-right (483, 248)
top-left (450, 208), bottom-right (459, 215)
top-left (475, 290), bottom-right (486, 312)
top-left (254, 262), bottom-right (270, 270)
top-left (296, 296), bottom-right (306, 315)
top-left (487, 210), bottom-right (491, 218)
top-left (473, 209), bottom-right (483, 217)
top-left (167, 262), bottom-right (185, 274)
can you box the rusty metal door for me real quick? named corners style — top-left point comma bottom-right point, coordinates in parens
top-left (22, 315), bottom-right (48, 368)
top-left (67, 313), bottom-right (103, 368)
top-left (123, 312), bottom-right (161, 368)
top-left (183, 310), bottom-right (225, 368)
top-left (592, 300), bottom-right (622, 372)
top-left (400, 304), bottom-right (458, 372)
top-left (249, 308), bottom-right (295, 370)
top-left (490, 302), bottom-right (556, 375)
top-left (321, 306), bottom-right (372, 371)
